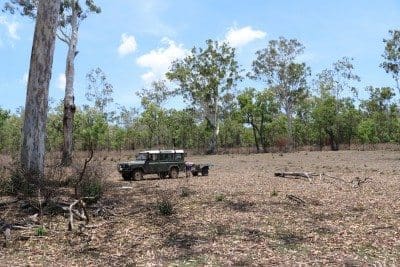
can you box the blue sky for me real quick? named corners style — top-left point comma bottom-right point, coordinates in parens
top-left (0, 0), bottom-right (399, 112)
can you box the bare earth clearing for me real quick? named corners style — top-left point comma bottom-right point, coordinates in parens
top-left (1, 150), bottom-right (400, 266)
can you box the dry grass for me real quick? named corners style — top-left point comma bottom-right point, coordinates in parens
top-left (1, 149), bottom-right (400, 265)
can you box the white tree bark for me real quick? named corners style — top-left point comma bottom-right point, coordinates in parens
top-left (21, 0), bottom-right (61, 178)
top-left (61, 0), bottom-right (78, 166)
top-left (205, 95), bottom-right (219, 154)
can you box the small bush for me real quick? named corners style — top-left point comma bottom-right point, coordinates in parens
top-left (6, 156), bottom-right (67, 200)
top-left (71, 157), bottom-right (109, 203)
top-left (80, 177), bottom-right (104, 203)
top-left (180, 187), bottom-right (190, 198)
top-left (0, 177), bottom-right (12, 196)
top-left (157, 197), bottom-right (174, 216)
top-left (35, 226), bottom-right (47, 236)
top-left (270, 189), bottom-right (278, 197)
top-left (9, 165), bottom-right (39, 196)
top-left (215, 194), bottom-right (225, 202)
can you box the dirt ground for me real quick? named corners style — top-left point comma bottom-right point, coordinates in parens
top-left (1, 149), bottom-right (400, 266)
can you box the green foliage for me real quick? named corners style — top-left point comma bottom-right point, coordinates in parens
top-left (74, 158), bottom-right (107, 203)
top-left (312, 58), bottom-right (360, 150)
top-left (3, 0), bottom-right (101, 20)
top-left (35, 226), bottom-right (47, 236)
top-left (46, 103), bottom-right (64, 151)
top-left (74, 108), bottom-right (108, 150)
top-left (167, 39), bottom-right (241, 154)
top-left (270, 189), bottom-right (278, 197)
top-left (180, 186), bottom-right (190, 198)
top-left (157, 197), bottom-right (174, 216)
top-left (238, 88), bottom-right (279, 152)
top-left (80, 177), bottom-right (103, 202)
top-left (357, 118), bottom-right (378, 145)
top-left (0, 111), bottom-right (22, 154)
top-left (360, 86), bottom-right (398, 143)
top-left (86, 67), bottom-right (114, 116)
top-left (250, 37), bottom-right (311, 147)
top-left (381, 30), bottom-right (400, 93)
top-left (2, 32), bottom-right (400, 154)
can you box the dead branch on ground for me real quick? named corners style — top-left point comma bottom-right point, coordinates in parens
top-left (275, 171), bottom-right (371, 189)
top-left (274, 172), bottom-right (317, 181)
top-left (68, 198), bottom-right (90, 231)
top-left (286, 194), bottom-right (306, 205)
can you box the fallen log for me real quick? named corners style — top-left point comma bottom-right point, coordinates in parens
top-left (274, 172), bottom-right (316, 181)
top-left (286, 194), bottom-right (306, 205)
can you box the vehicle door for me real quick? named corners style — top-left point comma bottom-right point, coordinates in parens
top-left (175, 153), bottom-right (185, 171)
top-left (143, 153), bottom-right (159, 174)
top-left (159, 153), bottom-right (173, 172)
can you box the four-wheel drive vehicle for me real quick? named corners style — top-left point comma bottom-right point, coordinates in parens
top-left (118, 150), bottom-right (186, 181)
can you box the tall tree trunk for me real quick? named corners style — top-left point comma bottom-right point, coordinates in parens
top-left (61, 1), bottom-right (78, 166)
top-left (285, 105), bottom-right (293, 152)
top-left (328, 131), bottom-right (339, 151)
top-left (259, 114), bottom-right (268, 153)
top-left (251, 122), bottom-right (260, 153)
top-left (20, 0), bottom-right (60, 180)
top-left (206, 104), bottom-right (219, 154)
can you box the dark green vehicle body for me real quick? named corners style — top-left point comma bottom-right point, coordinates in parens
top-left (118, 150), bottom-right (186, 180)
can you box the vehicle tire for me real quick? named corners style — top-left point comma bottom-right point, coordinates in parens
top-left (169, 167), bottom-right (179, 179)
top-left (133, 170), bottom-right (143, 181)
top-left (122, 172), bottom-right (132, 181)
top-left (159, 172), bottom-right (167, 179)
top-left (201, 167), bottom-right (209, 176)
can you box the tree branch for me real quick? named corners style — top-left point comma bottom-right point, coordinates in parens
top-left (57, 28), bottom-right (71, 44)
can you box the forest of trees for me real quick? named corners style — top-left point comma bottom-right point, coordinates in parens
top-left (1, 1), bottom-right (400, 158)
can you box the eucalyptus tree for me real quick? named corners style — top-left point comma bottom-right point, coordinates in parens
top-left (360, 86), bottom-right (397, 142)
top-left (250, 37), bottom-right (310, 150)
top-left (86, 67), bottom-right (114, 117)
top-left (60, 1), bottom-right (100, 165)
top-left (20, 0), bottom-right (60, 181)
top-left (136, 80), bottom-right (173, 107)
top-left (85, 67), bottom-right (114, 150)
top-left (0, 108), bottom-right (10, 151)
top-left (237, 88), bottom-right (279, 153)
top-left (313, 57), bottom-right (360, 150)
top-left (4, 0), bottom-right (101, 166)
top-left (167, 39), bottom-right (241, 154)
top-left (381, 30), bottom-right (400, 95)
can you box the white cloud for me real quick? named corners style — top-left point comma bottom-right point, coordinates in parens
top-left (136, 38), bottom-right (187, 83)
top-left (0, 16), bottom-right (20, 40)
top-left (224, 26), bottom-right (266, 48)
top-left (57, 73), bottom-right (66, 90)
top-left (118, 33), bottom-right (137, 56)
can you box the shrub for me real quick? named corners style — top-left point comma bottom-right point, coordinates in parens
top-left (215, 194), bottom-right (225, 202)
top-left (157, 197), bottom-right (174, 216)
top-left (270, 188), bottom-right (278, 197)
top-left (80, 176), bottom-right (104, 203)
top-left (72, 159), bottom-right (108, 203)
top-left (180, 186), bottom-right (190, 198)
top-left (35, 226), bottom-right (47, 236)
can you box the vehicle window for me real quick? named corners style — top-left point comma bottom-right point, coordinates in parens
top-left (160, 153), bottom-right (173, 161)
top-left (148, 154), bottom-right (158, 161)
top-left (175, 153), bottom-right (183, 160)
top-left (136, 153), bottom-right (148, 160)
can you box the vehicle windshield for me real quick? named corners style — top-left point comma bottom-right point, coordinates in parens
top-left (136, 153), bottom-right (148, 161)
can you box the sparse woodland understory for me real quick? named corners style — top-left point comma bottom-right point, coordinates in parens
top-left (1, 91), bottom-right (399, 156)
